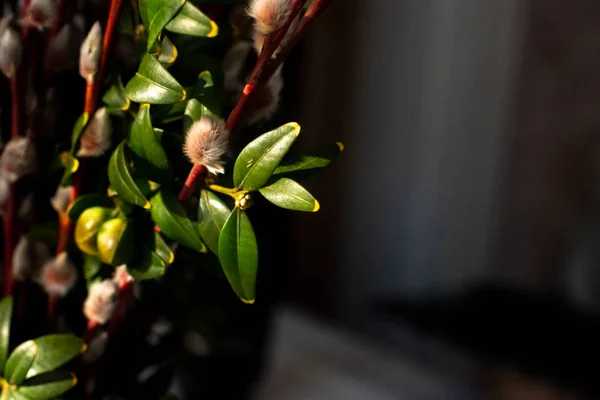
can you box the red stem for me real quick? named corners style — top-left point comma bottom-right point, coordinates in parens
top-left (178, 164), bottom-right (206, 201)
top-left (10, 78), bottom-right (20, 139)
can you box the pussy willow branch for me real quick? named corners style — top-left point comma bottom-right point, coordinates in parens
top-left (178, 0), bottom-right (334, 201)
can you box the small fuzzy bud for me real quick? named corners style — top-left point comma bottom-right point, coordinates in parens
top-left (83, 280), bottom-right (118, 325)
top-left (40, 252), bottom-right (78, 297)
top-left (0, 176), bottom-right (8, 215)
top-left (0, 137), bottom-right (37, 182)
top-left (13, 237), bottom-right (50, 281)
top-left (50, 185), bottom-right (73, 215)
top-left (112, 265), bottom-right (132, 288)
top-left (183, 116), bottom-right (229, 175)
top-left (79, 21), bottom-right (103, 83)
top-left (0, 28), bottom-right (22, 78)
top-left (249, 66), bottom-right (284, 124)
top-left (46, 24), bottom-right (81, 73)
top-left (252, 14), bottom-right (297, 55)
top-left (23, 0), bottom-right (57, 30)
top-left (77, 108), bottom-right (112, 158)
top-left (248, 0), bottom-right (291, 36)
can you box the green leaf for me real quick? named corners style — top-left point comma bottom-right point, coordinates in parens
top-left (102, 75), bottom-right (130, 112)
top-left (165, 2), bottom-right (218, 37)
top-left (197, 189), bottom-right (230, 255)
top-left (66, 194), bottom-right (114, 221)
top-left (97, 218), bottom-right (135, 266)
top-left (150, 190), bottom-right (206, 253)
top-left (0, 297), bottom-right (12, 369)
top-left (5, 341), bottom-right (36, 384)
top-left (273, 142), bottom-right (344, 181)
top-left (125, 54), bottom-right (186, 105)
top-left (83, 254), bottom-right (102, 281)
top-left (16, 371), bottom-right (77, 399)
top-left (108, 141), bottom-right (151, 209)
top-left (259, 178), bottom-right (319, 212)
top-left (139, 0), bottom-right (185, 52)
top-left (25, 334), bottom-right (84, 379)
top-left (129, 104), bottom-right (172, 182)
top-left (218, 208), bottom-right (258, 303)
top-left (70, 113), bottom-right (90, 149)
top-left (59, 111), bottom-right (89, 186)
top-left (127, 248), bottom-right (166, 280)
top-left (183, 99), bottom-right (219, 132)
top-left (233, 123), bottom-right (301, 191)
top-left (157, 36), bottom-right (178, 67)
top-left (154, 232), bottom-right (174, 265)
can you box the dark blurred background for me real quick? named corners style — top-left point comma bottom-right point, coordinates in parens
top-left (247, 0), bottom-right (600, 399)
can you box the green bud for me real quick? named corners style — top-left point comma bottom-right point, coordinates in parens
top-left (75, 207), bottom-right (113, 255)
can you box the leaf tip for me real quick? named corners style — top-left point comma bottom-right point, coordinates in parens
top-left (81, 343), bottom-right (88, 353)
top-left (336, 142), bottom-right (344, 152)
top-left (72, 373), bottom-right (78, 387)
top-left (121, 97), bottom-right (131, 111)
top-left (241, 298), bottom-right (255, 305)
top-left (168, 44), bottom-right (178, 64)
top-left (180, 89), bottom-right (187, 102)
top-left (168, 251), bottom-right (175, 264)
top-left (312, 200), bottom-right (320, 212)
top-left (140, 103), bottom-right (150, 110)
top-left (285, 122), bottom-right (301, 136)
top-left (143, 201), bottom-right (152, 210)
top-left (208, 20), bottom-right (219, 38)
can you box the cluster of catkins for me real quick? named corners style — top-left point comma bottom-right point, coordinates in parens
top-left (0, 0), bottom-right (294, 329)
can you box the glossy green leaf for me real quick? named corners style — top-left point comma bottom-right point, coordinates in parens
top-left (83, 254), bottom-right (102, 281)
top-left (66, 194), bottom-right (114, 221)
top-left (102, 75), bottom-right (130, 112)
top-left (154, 232), bottom-right (174, 265)
top-left (4, 341), bottom-right (36, 384)
top-left (218, 208), bottom-right (258, 303)
top-left (150, 190), bottom-right (206, 253)
top-left (259, 178), bottom-right (319, 212)
top-left (125, 54), bottom-right (186, 105)
top-left (129, 104), bottom-right (172, 182)
top-left (158, 36), bottom-right (178, 66)
top-left (0, 297), bottom-right (12, 369)
top-left (59, 111), bottom-right (88, 186)
top-left (197, 190), bottom-right (230, 255)
top-left (183, 99), bottom-right (219, 132)
top-left (165, 2), bottom-right (217, 37)
top-left (16, 371), bottom-right (77, 399)
top-left (108, 141), bottom-right (151, 209)
top-left (139, 0), bottom-right (185, 51)
top-left (233, 123), bottom-right (301, 191)
top-left (97, 218), bottom-right (135, 266)
top-left (127, 248), bottom-right (166, 280)
top-left (70, 113), bottom-right (90, 148)
top-left (25, 334), bottom-right (84, 378)
top-left (273, 142), bottom-right (344, 181)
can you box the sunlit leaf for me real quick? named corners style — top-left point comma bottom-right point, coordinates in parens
top-left (233, 123), bottom-right (300, 190)
top-left (125, 54), bottom-right (186, 105)
top-left (108, 141), bottom-right (150, 209)
top-left (66, 194), bottom-right (114, 221)
top-left (154, 232), bottom-right (174, 265)
top-left (259, 178), bottom-right (319, 212)
top-left (139, 0), bottom-right (184, 52)
top-left (0, 297), bottom-right (12, 369)
top-left (158, 35), bottom-right (178, 67)
top-left (197, 189), bottom-right (230, 255)
top-left (165, 2), bottom-right (218, 38)
top-left (129, 104), bottom-right (172, 182)
top-left (25, 334), bottom-right (85, 378)
top-left (150, 189), bottom-right (206, 253)
top-left (102, 75), bottom-right (130, 112)
top-left (218, 208), bottom-right (257, 303)
top-left (16, 370), bottom-right (77, 399)
top-left (4, 340), bottom-right (36, 384)
top-left (97, 218), bottom-right (135, 266)
top-left (183, 99), bottom-right (219, 132)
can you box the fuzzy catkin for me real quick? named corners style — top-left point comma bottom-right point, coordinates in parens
top-left (248, 0), bottom-right (291, 35)
top-left (184, 116), bottom-right (229, 175)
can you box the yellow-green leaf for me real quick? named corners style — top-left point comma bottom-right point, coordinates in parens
top-left (165, 2), bottom-right (218, 38)
top-left (233, 123), bottom-right (300, 191)
top-left (108, 141), bottom-right (150, 209)
top-left (0, 297), bottom-right (12, 369)
top-left (125, 54), bottom-right (186, 105)
top-left (273, 142), bottom-right (344, 181)
top-left (197, 189), bottom-right (230, 255)
top-left (139, 0), bottom-right (185, 52)
top-left (259, 178), bottom-right (319, 212)
top-left (16, 370), bottom-right (77, 399)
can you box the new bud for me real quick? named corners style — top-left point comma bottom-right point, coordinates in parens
top-left (79, 21), bottom-right (103, 83)
top-left (184, 116), bottom-right (229, 175)
top-left (248, 0), bottom-right (291, 36)
top-left (13, 236), bottom-right (50, 281)
top-left (77, 108), bottom-right (112, 158)
top-left (113, 265), bottom-right (132, 288)
top-left (46, 24), bottom-right (81, 73)
top-left (23, 0), bottom-right (57, 30)
top-left (83, 279), bottom-right (118, 324)
top-left (0, 137), bottom-right (37, 182)
top-left (50, 185), bottom-right (73, 215)
top-left (0, 28), bottom-right (22, 78)
top-left (40, 252), bottom-right (78, 297)
top-left (222, 41), bottom-right (253, 93)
